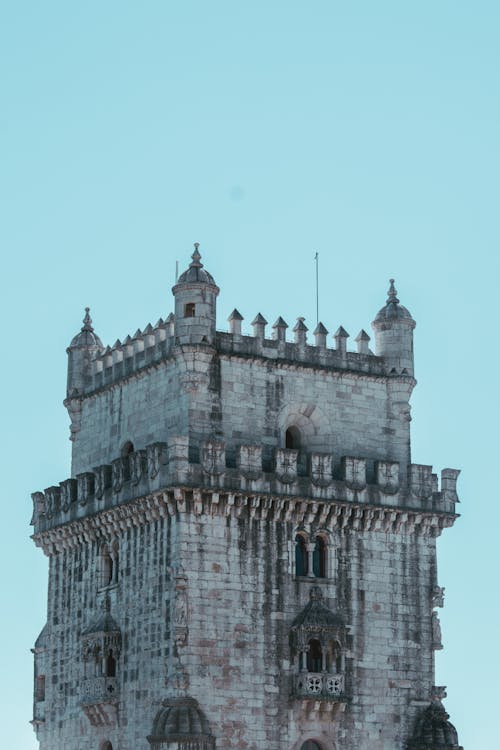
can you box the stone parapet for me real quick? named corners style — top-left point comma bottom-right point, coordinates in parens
top-left (31, 438), bottom-right (460, 538)
top-left (68, 318), bottom-right (409, 399)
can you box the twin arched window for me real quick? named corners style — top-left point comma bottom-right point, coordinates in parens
top-left (303, 637), bottom-right (343, 674)
top-left (295, 533), bottom-right (327, 578)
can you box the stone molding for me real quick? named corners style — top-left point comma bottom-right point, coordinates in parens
top-left (32, 486), bottom-right (457, 557)
top-left (31, 439), bottom-right (460, 537)
top-left (69, 324), bottom-right (415, 402)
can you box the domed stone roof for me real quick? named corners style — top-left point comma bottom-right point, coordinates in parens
top-left (69, 308), bottom-right (103, 348)
top-left (81, 611), bottom-right (121, 637)
top-left (373, 279), bottom-right (415, 324)
top-left (291, 586), bottom-right (344, 635)
top-left (148, 697), bottom-right (214, 747)
top-left (176, 244), bottom-right (217, 286)
top-left (408, 701), bottom-right (462, 749)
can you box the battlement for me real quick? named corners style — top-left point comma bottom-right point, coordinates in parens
top-left (68, 310), bottom-right (411, 399)
top-left (31, 437), bottom-right (459, 538)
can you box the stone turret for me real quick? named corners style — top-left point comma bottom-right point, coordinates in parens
top-left (172, 244), bottom-right (219, 345)
top-left (66, 308), bottom-right (103, 398)
top-left (372, 279), bottom-right (416, 376)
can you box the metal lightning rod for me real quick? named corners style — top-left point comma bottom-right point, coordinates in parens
top-left (315, 252), bottom-right (319, 324)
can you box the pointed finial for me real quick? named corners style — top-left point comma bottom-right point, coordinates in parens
top-left (387, 278), bottom-right (400, 305)
top-left (81, 307), bottom-right (94, 332)
top-left (190, 242), bottom-right (203, 267)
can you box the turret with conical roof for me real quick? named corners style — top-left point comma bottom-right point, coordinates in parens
top-left (66, 307), bottom-right (104, 398)
top-left (372, 279), bottom-right (416, 376)
top-left (172, 244), bottom-right (219, 345)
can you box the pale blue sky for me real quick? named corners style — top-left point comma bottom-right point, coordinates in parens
top-left (1, 2), bottom-right (498, 747)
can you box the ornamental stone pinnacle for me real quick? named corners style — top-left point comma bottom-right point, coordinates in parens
top-left (82, 307), bottom-right (93, 331)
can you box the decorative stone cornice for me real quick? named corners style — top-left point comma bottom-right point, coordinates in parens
top-left (32, 486), bottom-right (458, 556)
top-left (31, 438), bottom-right (460, 539)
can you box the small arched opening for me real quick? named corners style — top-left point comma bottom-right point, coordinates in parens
top-left (313, 535), bottom-right (327, 578)
top-left (106, 650), bottom-right (116, 678)
top-left (306, 639), bottom-right (323, 673)
top-left (99, 545), bottom-right (113, 588)
top-left (295, 534), bottom-right (308, 577)
top-left (121, 440), bottom-right (134, 481)
top-left (35, 675), bottom-right (45, 702)
top-left (300, 741), bottom-right (322, 750)
top-left (330, 639), bottom-right (343, 673)
top-left (286, 425), bottom-right (301, 449)
top-left (100, 742), bottom-right (113, 750)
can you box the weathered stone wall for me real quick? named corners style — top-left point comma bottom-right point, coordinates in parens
top-left (179, 512), bottom-right (437, 750)
top-left (71, 344), bottom-right (414, 484)
top-left (34, 519), bottom-right (178, 750)
top-left (71, 359), bottom-right (186, 476)
top-left (33, 505), bottom-right (439, 750)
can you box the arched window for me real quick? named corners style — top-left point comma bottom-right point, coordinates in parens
top-left (184, 302), bottom-right (196, 317)
top-left (106, 650), bottom-right (116, 677)
top-left (286, 425), bottom-right (301, 449)
top-left (306, 639), bottom-right (323, 673)
top-left (295, 534), bottom-right (308, 576)
top-left (35, 675), bottom-right (45, 702)
top-left (98, 542), bottom-right (118, 588)
top-left (99, 545), bottom-right (113, 588)
top-left (330, 639), bottom-right (342, 673)
top-left (300, 741), bottom-right (322, 750)
top-left (121, 441), bottom-right (134, 481)
top-left (100, 742), bottom-right (113, 750)
top-left (313, 536), bottom-right (327, 578)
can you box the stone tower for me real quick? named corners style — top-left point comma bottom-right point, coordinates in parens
top-left (30, 247), bottom-right (463, 750)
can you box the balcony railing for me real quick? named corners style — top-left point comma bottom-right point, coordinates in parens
top-left (81, 676), bottom-right (117, 705)
top-left (295, 671), bottom-right (344, 699)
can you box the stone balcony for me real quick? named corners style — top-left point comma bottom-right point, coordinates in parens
top-left (81, 675), bottom-right (117, 704)
top-left (294, 671), bottom-right (344, 699)
top-left (80, 676), bottom-right (118, 727)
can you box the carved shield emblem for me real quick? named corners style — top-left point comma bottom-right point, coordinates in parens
top-left (310, 453), bottom-right (333, 487)
top-left (275, 448), bottom-right (298, 484)
top-left (76, 473), bottom-right (94, 507)
top-left (201, 440), bottom-right (225, 475)
top-left (147, 443), bottom-right (164, 479)
top-left (376, 460), bottom-right (399, 494)
top-left (238, 444), bottom-right (262, 480)
top-left (343, 457), bottom-right (366, 490)
top-left (409, 464), bottom-right (433, 499)
top-left (111, 458), bottom-right (124, 493)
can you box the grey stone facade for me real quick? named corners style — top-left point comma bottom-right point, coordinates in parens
top-left (30, 247), bottom-right (463, 749)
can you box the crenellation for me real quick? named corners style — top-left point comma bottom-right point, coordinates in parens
top-left (68, 310), bottom-right (411, 400)
top-left (272, 316), bottom-right (288, 342)
top-left (251, 312), bottom-right (268, 339)
top-left (313, 321), bottom-right (329, 348)
top-left (355, 329), bottom-right (371, 355)
top-left (334, 326), bottom-right (350, 355)
top-left (293, 317), bottom-right (308, 346)
top-left (31, 437), bottom-right (460, 539)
